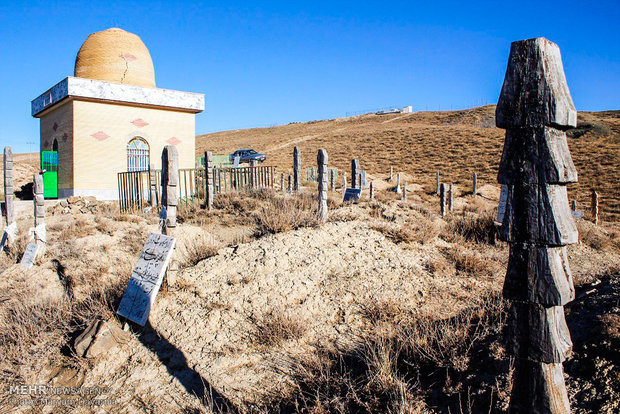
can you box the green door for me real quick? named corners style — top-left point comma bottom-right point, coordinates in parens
top-left (42, 151), bottom-right (58, 198)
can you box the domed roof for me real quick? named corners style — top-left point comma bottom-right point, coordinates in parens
top-left (74, 28), bottom-right (156, 88)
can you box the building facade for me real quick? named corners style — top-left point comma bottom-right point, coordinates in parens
top-left (31, 28), bottom-right (204, 199)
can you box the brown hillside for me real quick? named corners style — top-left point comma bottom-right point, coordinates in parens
top-left (197, 106), bottom-right (620, 222)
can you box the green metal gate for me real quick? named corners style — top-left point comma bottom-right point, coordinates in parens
top-left (42, 151), bottom-right (58, 198)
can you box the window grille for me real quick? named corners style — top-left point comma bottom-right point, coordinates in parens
top-left (127, 137), bottom-right (149, 172)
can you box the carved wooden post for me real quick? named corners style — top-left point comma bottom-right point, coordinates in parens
top-left (33, 174), bottom-right (45, 249)
top-left (204, 151), bottom-right (214, 210)
top-left (148, 163), bottom-right (158, 207)
top-left (3, 147), bottom-right (15, 245)
top-left (330, 169), bottom-right (335, 191)
top-left (473, 172), bottom-right (478, 196)
top-left (448, 183), bottom-right (453, 212)
top-left (394, 173), bottom-right (401, 194)
top-left (436, 171), bottom-right (440, 195)
top-left (497, 37), bottom-right (578, 414)
top-left (369, 181), bottom-right (374, 200)
top-left (161, 146), bottom-right (179, 235)
top-left (287, 172), bottom-right (292, 193)
top-left (439, 183), bottom-right (446, 217)
top-left (280, 173), bottom-right (285, 191)
top-left (317, 149), bottom-right (328, 222)
top-left (591, 189), bottom-right (598, 225)
top-left (402, 182), bottom-right (407, 201)
top-left (293, 146), bottom-right (301, 192)
top-left (351, 159), bottom-right (360, 189)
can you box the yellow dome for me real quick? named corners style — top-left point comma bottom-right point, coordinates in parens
top-left (74, 28), bottom-right (156, 88)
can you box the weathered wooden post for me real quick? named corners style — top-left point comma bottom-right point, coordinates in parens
top-left (571, 200), bottom-right (577, 212)
top-left (351, 159), bottom-right (360, 189)
top-left (394, 173), bottom-right (401, 194)
top-left (293, 146), bottom-right (301, 192)
top-left (369, 181), bottom-right (374, 200)
top-left (280, 173), bottom-right (285, 191)
top-left (473, 172), bottom-right (478, 196)
top-left (204, 151), bottom-right (214, 210)
top-left (33, 174), bottom-right (46, 248)
top-left (436, 171), bottom-right (440, 195)
top-left (448, 183), bottom-right (453, 212)
top-left (591, 189), bottom-right (599, 225)
top-left (330, 169), bottom-right (336, 191)
top-left (149, 164), bottom-right (158, 207)
top-left (3, 147), bottom-right (16, 247)
top-left (497, 37), bottom-right (578, 413)
top-left (439, 183), bottom-right (446, 217)
top-left (342, 173), bottom-right (347, 196)
top-left (389, 166), bottom-right (393, 181)
top-left (317, 149), bottom-right (328, 222)
top-left (250, 159), bottom-right (258, 189)
top-left (161, 146), bottom-right (179, 235)
top-left (402, 182), bottom-right (407, 201)
top-left (288, 172), bottom-right (292, 193)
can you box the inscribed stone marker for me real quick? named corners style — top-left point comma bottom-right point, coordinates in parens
top-left (343, 188), bottom-right (361, 203)
top-left (20, 243), bottom-right (39, 269)
top-left (117, 232), bottom-right (177, 326)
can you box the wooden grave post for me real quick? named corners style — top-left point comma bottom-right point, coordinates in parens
top-left (2, 147), bottom-right (16, 250)
top-left (341, 173), bottom-right (347, 196)
top-left (317, 149), bottom-right (328, 222)
top-left (149, 164), bottom-right (158, 207)
top-left (21, 174), bottom-right (45, 267)
top-left (591, 189), bottom-right (598, 225)
top-left (402, 182), bottom-right (407, 201)
top-left (370, 181), bottom-right (374, 200)
top-left (436, 171), bottom-right (440, 195)
top-left (161, 146), bottom-right (179, 283)
top-left (389, 166), bottom-right (393, 181)
top-left (473, 172), bottom-right (477, 196)
top-left (394, 173), bottom-right (401, 194)
top-left (448, 183), bottom-right (453, 212)
top-left (440, 183), bottom-right (446, 217)
top-left (351, 159), bottom-right (360, 189)
top-left (496, 37), bottom-right (578, 414)
top-left (293, 146), bottom-right (301, 192)
top-left (204, 151), bottom-right (214, 210)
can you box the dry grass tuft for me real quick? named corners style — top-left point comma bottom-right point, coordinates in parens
top-left (371, 219), bottom-right (440, 245)
top-left (446, 245), bottom-right (498, 277)
top-left (179, 234), bottom-right (220, 268)
top-left (249, 311), bottom-right (308, 348)
top-left (254, 194), bottom-right (318, 235)
top-left (577, 220), bottom-right (618, 251)
top-left (445, 210), bottom-right (497, 244)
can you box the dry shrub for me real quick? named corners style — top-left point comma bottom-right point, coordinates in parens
top-left (0, 278), bottom-right (126, 386)
top-left (447, 245), bottom-right (497, 277)
top-left (424, 255), bottom-right (453, 276)
top-left (179, 235), bottom-right (220, 268)
top-left (94, 216), bottom-right (115, 235)
top-left (445, 210), bottom-right (497, 244)
top-left (249, 311), bottom-right (308, 348)
top-left (577, 220), bottom-right (616, 251)
top-left (371, 219), bottom-right (439, 245)
top-left (375, 189), bottom-right (400, 204)
top-left (64, 217), bottom-right (96, 239)
top-left (277, 295), bottom-right (507, 413)
top-left (327, 209), bottom-right (360, 222)
top-left (255, 195), bottom-right (317, 235)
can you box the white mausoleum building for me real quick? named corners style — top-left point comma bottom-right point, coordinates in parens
top-left (31, 28), bottom-right (204, 199)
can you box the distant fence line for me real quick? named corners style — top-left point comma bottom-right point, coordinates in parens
top-left (118, 165), bottom-right (276, 212)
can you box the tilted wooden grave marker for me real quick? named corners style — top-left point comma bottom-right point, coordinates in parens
top-left (496, 37), bottom-right (578, 413)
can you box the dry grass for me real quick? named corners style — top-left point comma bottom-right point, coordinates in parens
top-left (371, 219), bottom-right (440, 245)
top-left (198, 107), bottom-right (620, 222)
top-left (179, 234), bottom-right (220, 268)
top-left (444, 210), bottom-right (497, 244)
top-left (254, 192), bottom-right (318, 235)
top-left (248, 310), bottom-right (308, 348)
top-left (275, 294), bottom-right (508, 413)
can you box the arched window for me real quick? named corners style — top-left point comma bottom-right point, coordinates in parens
top-left (127, 137), bottom-right (149, 172)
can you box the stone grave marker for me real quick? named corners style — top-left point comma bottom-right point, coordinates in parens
top-left (20, 243), bottom-right (39, 269)
top-left (497, 184), bottom-right (508, 223)
top-left (117, 232), bottom-right (177, 326)
top-left (343, 188), bottom-right (361, 203)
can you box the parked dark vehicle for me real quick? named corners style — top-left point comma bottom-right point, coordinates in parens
top-left (230, 149), bottom-right (266, 163)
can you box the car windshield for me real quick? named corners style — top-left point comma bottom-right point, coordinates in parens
top-left (247, 150), bottom-right (257, 155)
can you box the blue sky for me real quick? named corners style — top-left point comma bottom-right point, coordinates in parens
top-left (1, 0), bottom-right (618, 153)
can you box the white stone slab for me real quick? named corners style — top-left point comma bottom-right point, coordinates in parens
top-left (497, 184), bottom-right (509, 223)
top-left (32, 77), bottom-right (205, 116)
top-left (117, 232), bottom-right (176, 326)
top-left (20, 243), bottom-right (39, 269)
